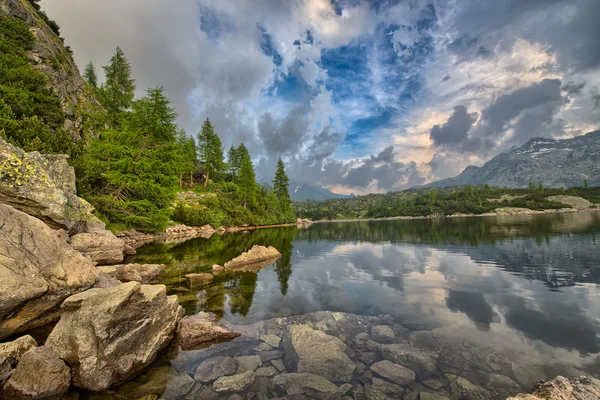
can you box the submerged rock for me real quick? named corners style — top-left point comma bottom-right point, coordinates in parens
top-left (379, 343), bottom-right (437, 380)
top-left (2, 347), bottom-right (70, 400)
top-left (97, 263), bottom-right (165, 283)
top-left (270, 373), bottom-right (350, 400)
top-left (223, 245), bottom-right (281, 270)
top-left (370, 360), bottom-right (415, 385)
top-left (282, 324), bottom-right (355, 383)
top-left (70, 232), bottom-right (126, 265)
top-left (506, 376), bottom-right (600, 400)
top-left (177, 312), bottom-right (240, 350)
top-left (0, 204), bottom-right (99, 339)
top-left (0, 138), bottom-right (101, 232)
top-left (45, 282), bottom-right (183, 391)
top-left (194, 356), bottom-right (238, 383)
top-left (186, 273), bottom-right (214, 288)
top-left (213, 370), bottom-right (255, 393)
top-left (0, 335), bottom-right (37, 386)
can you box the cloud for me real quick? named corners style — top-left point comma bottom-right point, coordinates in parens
top-left (40, 0), bottom-right (600, 193)
top-left (430, 105), bottom-right (477, 146)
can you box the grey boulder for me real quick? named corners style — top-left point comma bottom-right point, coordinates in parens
top-left (70, 232), bottom-right (126, 265)
top-left (45, 281), bottom-right (183, 391)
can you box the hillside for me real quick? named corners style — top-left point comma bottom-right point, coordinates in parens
top-left (426, 131), bottom-right (600, 188)
top-left (260, 180), bottom-right (353, 201)
top-left (0, 0), bottom-right (97, 140)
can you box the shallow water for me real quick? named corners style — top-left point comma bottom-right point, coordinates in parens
top-left (121, 211), bottom-right (600, 399)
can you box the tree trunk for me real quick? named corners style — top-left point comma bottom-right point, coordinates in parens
top-left (189, 170), bottom-right (193, 186)
top-left (179, 172), bottom-right (183, 190)
top-left (204, 170), bottom-right (209, 187)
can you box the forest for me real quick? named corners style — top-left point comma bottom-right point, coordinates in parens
top-left (294, 184), bottom-right (600, 221)
top-left (0, 12), bottom-right (295, 232)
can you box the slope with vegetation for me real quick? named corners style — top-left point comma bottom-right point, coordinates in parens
top-left (294, 184), bottom-right (600, 221)
top-left (1, 4), bottom-right (295, 233)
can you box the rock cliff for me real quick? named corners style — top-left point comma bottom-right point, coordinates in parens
top-left (0, 0), bottom-right (98, 140)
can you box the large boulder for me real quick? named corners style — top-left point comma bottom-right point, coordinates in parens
top-left (2, 347), bottom-right (70, 400)
top-left (223, 245), bottom-right (281, 270)
top-left (379, 343), bottom-right (438, 380)
top-left (97, 263), bottom-right (165, 283)
top-left (0, 335), bottom-right (37, 386)
top-left (282, 324), bottom-right (356, 383)
top-left (0, 204), bottom-right (99, 339)
top-left (45, 281), bottom-right (183, 391)
top-left (70, 232), bottom-right (126, 265)
top-left (177, 312), bottom-right (240, 350)
top-left (0, 138), bottom-right (102, 233)
top-left (506, 376), bottom-right (600, 400)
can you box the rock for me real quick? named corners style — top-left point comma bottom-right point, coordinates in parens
top-left (0, 335), bottom-right (37, 386)
top-left (97, 263), bottom-right (165, 283)
top-left (253, 342), bottom-right (273, 352)
top-left (2, 347), bottom-right (70, 400)
top-left (364, 384), bottom-right (388, 400)
top-left (0, 204), bottom-right (99, 339)
top-left (212, 264), bottom-right (224, 273)
top-left (270, 373), bottom-right (350, 400)
top-left (223, 245), bottom-right (281, 270)
top-left (379, 343), bottom-right (437, 380)
top-left (184, 383), bottom-right (220, 400)
top-left (282, 324), bottom-right (355, 383)
top-left (371, 377), bottom-right (404, 396)
top-left (419, 393), bottom-right (450, 400)
top-left (422, 379), bottom-right (445, 390)
top-left (45, 282), bottom-right (183, 391)
top-left (255, 366), bottom-right (277, 377)
top-left (371, 325), bottom-right (395, 344)
top-left (235, 355), bottom-right (262, 373)
top-left (547, 195), bottom-right (591, 209)
top-left (162, 372), bottom-right (196, 400)
top-left (213, 371), bottom-right (255, 393)
top-left (271, 358), bottom-right (286, 372)
top-left (506, 376), bottom-right (600, 400)
top-left (0, 138), bottom-right (101, 232)
top-left (448, 376), bottom-right (494, 400)
top-left (257, 350), bottom-right (283, 362)
top-left (260, 334), bottom-right (281, 348)
top-left (194, 356), bottom-right (238, 383)
top-left (370, 360), bottom-right (415, 385)
top-left (70, 232), bottom-right (126, 265)
top-left (487, 373), bottom-right (519, 390)
top-left (94, 272), bottom-right (122, 288)
top-left (177, 312), bottom-right (240, 350)
top-left (356, 351), bottom-right (380, 365)
top-left (186, 273), bottom-right (214, 288)
top-left (227, 394), bottom-right (243, 400)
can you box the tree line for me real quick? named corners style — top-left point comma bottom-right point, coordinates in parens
top-left (76, 48), bottom-right (295, 231)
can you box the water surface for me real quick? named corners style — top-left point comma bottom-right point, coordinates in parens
top-left (131, 212), bottom-right (600, 396)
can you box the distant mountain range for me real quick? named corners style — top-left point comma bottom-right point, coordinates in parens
top-left (426, 130), bottom-right (600, 188)
top-left (259, 180), bottom-right (354, 201)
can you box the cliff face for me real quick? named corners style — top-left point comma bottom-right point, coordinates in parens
top-left (0, 0), bottom-right (98, 140)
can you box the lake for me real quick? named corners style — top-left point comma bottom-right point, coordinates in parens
top-left (122, 211), bottom-right (600, 399)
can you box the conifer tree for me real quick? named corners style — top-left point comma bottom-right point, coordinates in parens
top-left (197, 118), bottom-right (224, 186)
top-left (176, 131), bottom-right (198, 189)
top-left (101, 46), bottom-right (136, 120)
top-left (80, 87), bottom-right (180, 231)
top-left (227, 144), bottom-right (242, 179)
top-left (273, 158), bottom-right (291, 213)
top-left (83, 61), bottom-right (98, 89)
top-left (237, 143), bottom-right (257, 209)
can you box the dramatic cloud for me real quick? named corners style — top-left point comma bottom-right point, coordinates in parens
top-left (41, 0), bottom-right (600, 193)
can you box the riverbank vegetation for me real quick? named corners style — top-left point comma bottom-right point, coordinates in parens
top-left (294, 184), bottom-right (600, 221)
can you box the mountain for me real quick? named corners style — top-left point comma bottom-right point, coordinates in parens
top-left (426, 131), bottom-right (600, 188)
top-left (289, 181), bottom-right (354, 202)
top-left (259, 179), bottom-right (353, 201)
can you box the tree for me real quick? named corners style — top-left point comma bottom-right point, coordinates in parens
top-left (176, 131), bottom-right (198, 189)
top-left (227, 144), bottom-right (242, 179)
top-left (83, 61), bottom-right (98, 89)
top-left (101, 46), bottom-right (136, 120)
top-left (197, 118), bottom-right (224, 187)
top-left (538, 183), bottom-right (544, 194)
top-left (237, 144), bottom-right (257, 209)
top-left (273, 158), bottom-right (291, 214)
top-left (79, 87), bottom-right (180, 231)
top-left (529, 182), bottom-right (536, 191)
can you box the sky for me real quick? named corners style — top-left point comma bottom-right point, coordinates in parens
top-left (42, 0), bottom-right (600, 194)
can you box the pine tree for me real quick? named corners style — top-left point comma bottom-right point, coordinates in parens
top-left (176, 131), bottom-right (198, 189)
top-left (237, 143), bottom-right (257, 209)
top-left (227, 144), bottom-right (242, 179)
top-left (101, 46), bottom-right (136, 120)
top-left (83, 61), bottom-right (98, 89)
top-left (79, 87), bottom-right (180, 231)
top-left (197, 118), bottom-right (224, 187)
top-left (273, 158), bottom-right (291, 214)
